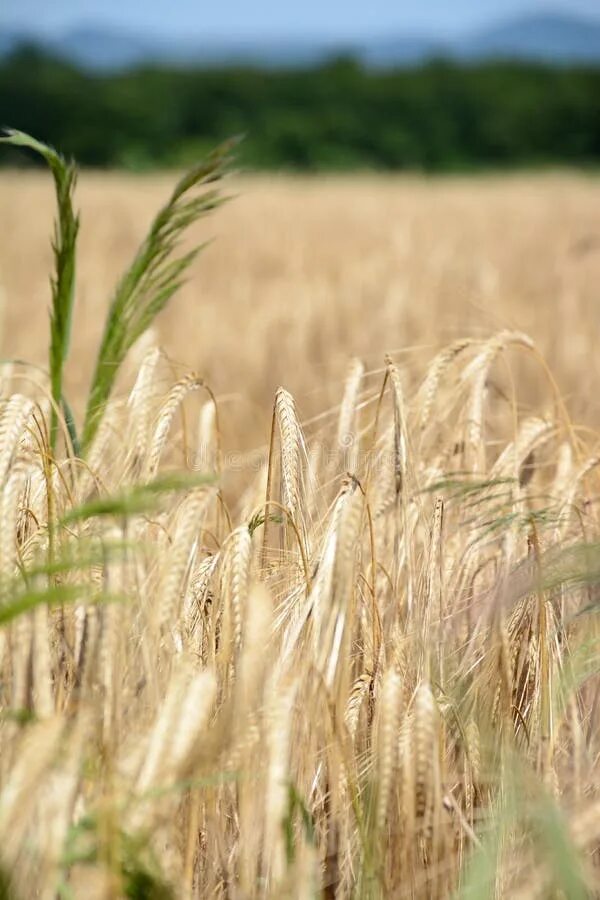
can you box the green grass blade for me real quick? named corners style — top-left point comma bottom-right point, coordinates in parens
top-left (1, 129), bottom-right (79, 454)
top-left (530, 791), bottom-right (588, 899)
top-left (61, 394), bottom-right (82, 458)
top-left (60, 472), bottom-right (214, 525)
top-left (0, 584), bottom-right (121, 627)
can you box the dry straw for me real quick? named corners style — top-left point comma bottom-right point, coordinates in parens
top-left (0, 325), bottom-right (596, 899)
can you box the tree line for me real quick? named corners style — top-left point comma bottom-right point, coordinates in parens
top-left (2, 47), bottom-right (599, 170)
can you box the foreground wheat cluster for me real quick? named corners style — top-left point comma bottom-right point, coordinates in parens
top-left (0, 325), bottom-right (600, 899)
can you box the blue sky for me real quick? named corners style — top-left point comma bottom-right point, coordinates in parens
top-left (2, 0), bottom-right (600, 39)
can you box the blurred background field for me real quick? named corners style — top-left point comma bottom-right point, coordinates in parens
top-left (1, 170), bottom-right (599, 453)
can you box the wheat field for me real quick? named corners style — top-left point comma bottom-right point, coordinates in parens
top-left (2, 172), bottom-right (600, 437)
top-left (0, 166), bottom-right (600, 898)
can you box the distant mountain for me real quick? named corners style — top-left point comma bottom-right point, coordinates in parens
top-left (0, 25), bottom-right (343, 70)
top-left (356, 11), bottom-right (600, 67)
top-left (455, 12), bottom-right (600, 64)
top-left (1, 10), bottom-right (600, 70)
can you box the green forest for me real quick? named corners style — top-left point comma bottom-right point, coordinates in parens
top-left (1, 47), bottom-right (599, 170)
